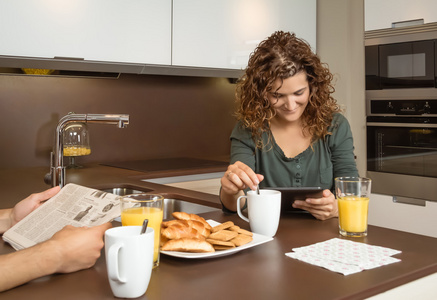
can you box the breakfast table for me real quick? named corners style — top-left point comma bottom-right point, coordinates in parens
top-left (1, 165), bottom-right (437, 299)
top-left (1, 210), bottom-right (437, 300)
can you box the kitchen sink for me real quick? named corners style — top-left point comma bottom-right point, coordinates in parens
top-left (101, 186), bottom-right (220, 220)
top-left (161, 198), bottom-right (219, 220)
top-left (102, 187), bottom-right (153, 196)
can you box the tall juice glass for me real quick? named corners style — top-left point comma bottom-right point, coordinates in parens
top-left (120, 194), bottom-right (164, 267)
top-left (335, 177), bottom-right (371, 237)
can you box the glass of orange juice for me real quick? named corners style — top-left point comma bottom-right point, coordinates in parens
top-left (335, 177), bottom-right (371, 237)
top-left (120, 194), bottom-right (164, 267)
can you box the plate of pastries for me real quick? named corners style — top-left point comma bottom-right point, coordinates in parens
top-left (160, 212), bottom-right (273, 259)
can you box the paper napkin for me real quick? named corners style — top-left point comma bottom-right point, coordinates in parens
top-left (285, 238), bottom-right (401, 275)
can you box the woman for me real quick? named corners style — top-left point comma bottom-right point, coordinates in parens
top-left (220, 31), bottom-right (358, 220)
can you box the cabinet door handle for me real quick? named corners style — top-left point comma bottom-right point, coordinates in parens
top-left (392, 196), bottom-right (426, 206)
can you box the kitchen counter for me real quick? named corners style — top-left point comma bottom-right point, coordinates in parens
top-left (1, 165), bottom-right (437, 299)
top-left (0, 163), bottom-right (226, 210)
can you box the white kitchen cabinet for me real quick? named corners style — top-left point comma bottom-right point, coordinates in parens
top-left (172, 0), bottom-right (317, 70)
top-left (365, 0), bottom-right (437, 31)
top-left (0, 0), bottom-right (171, 65)
top-left (0, 0), bottom-right (315, 75)
top-left (368, 193), bottom-right (437, 238)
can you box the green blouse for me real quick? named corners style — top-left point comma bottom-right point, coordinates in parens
top-left (230, 113), bottom-right (359, 191)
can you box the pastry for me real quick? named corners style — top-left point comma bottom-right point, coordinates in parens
top-left (161, 222), bottom-right (203, 240)
top-left (161, 238), bottom-right (215, 253)
top-left (172, 212), bottom-right (212, 230)
top-left (208, 229), bottom-right (238, 241)
top-left (206, 238), bottom-right (235, 247)
top-left (230, 234), bottom-right (253, 247)
top-left (229, 225), bottom-right (253, 236)
top-left (211, 221), bottom-right (234, 233)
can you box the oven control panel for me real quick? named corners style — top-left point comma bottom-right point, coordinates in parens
top-left (369, 99), bottom-right (437, 115)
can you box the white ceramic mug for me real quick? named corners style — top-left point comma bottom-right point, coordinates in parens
top-left (237, 189), bottom-right (281, 237)
top-left (105, 226), bottom-right (154, 298)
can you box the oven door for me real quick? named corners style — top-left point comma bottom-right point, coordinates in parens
top-left (367, 118), bottom-right (437, 202)
top-left (367, 119), bottom-right (437, 177)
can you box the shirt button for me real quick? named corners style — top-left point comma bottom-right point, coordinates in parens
top-left (296, 165), bottom-right (301, 169)
top-left (296, 173), bottom-right (301, 178)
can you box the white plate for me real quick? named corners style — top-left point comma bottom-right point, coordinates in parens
top-left (160, 220), bottom-right (273, 259)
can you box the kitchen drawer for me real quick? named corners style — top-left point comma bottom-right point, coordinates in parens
top-left (368, 193), bottom-right (437, 238)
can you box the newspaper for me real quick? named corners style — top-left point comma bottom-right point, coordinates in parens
top-left (2, 183), bottom-right (120, 251)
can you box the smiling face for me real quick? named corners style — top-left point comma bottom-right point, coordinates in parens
top-left (268, 71), bottom-right (310, 126)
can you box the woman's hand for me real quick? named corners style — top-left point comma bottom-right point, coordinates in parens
top-left (220, 161), bottom-right (264, 212)
top-left (220, 161), bottom-right (264, 196)
top-left (292, 189), bottom-right (338, 220)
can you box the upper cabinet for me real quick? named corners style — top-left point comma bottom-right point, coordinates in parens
top-left (365, 0), bottom-right (437, 31)
top-left (0, 0), bottom-right (316, 77)
top-left (0, 0), bottom-right (172, 65)
top-left (172, 0), bottom-right (317, 70)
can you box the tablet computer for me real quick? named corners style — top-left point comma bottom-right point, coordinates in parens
top-left (270, 187), bottom-right (323, 213)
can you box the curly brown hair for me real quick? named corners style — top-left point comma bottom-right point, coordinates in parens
top-left (235, 31), bottom-right (340, 149)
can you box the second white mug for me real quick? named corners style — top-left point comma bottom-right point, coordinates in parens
top-left (237, 189), bottom-right (281, 237)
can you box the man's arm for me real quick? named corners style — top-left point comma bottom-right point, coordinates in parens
top-left (0, 222), bottom-right (111, 292)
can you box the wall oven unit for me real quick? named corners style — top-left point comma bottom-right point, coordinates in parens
top-left (366, 23), bottom-right (437, 203)
top-left (367, 97), bottom-right (437, 203)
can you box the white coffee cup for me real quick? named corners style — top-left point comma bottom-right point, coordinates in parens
top-left (105, 226), bottom-right (154, 298)
top-left (237, 189), bottom-right (281, 237)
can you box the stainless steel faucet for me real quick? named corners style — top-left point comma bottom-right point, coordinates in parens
top-left (48, 113), bottom-right (129, 187)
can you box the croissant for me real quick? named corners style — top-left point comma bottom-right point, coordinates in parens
top-left (162, 219), bottom-right (210, 238)
top-left (161, 222), bottom-right (203, 240)
top-left (162, 219), bottom-right (188, 228)
top-left (161, 238), bottom-right (215, 253)
top-left (172, 211), bottom-right (212, 230)
top-left (185, 219), bottom-right (210, 238)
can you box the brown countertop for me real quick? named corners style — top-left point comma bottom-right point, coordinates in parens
top-left (1, 212), bottom-right (437, 300)
top-left (1, 165), bottom-right (437, 299)
top-left (0, 163), bottom-right (225, 209)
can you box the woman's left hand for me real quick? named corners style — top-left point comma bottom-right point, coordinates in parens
top-left (292, 189), bottom-right (338, 220)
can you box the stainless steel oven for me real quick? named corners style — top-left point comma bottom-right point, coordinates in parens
top-left (366, 93), bottom-right (437, 203)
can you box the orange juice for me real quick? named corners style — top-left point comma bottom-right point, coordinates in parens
top-left (121, 207), bottom-right (163, 263)
top-left (338, 196), bottom-right (369, 236)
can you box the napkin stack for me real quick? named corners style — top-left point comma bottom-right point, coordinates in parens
top-left (285, 238), bottom-right (401, 275)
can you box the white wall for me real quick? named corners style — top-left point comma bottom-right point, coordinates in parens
top-left (365, 0), bottom-right (437, 31)
top-left (317, 0), bottom-right (367, 176)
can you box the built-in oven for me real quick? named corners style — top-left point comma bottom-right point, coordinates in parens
top-left (366, 96), bottom-right (437, 203)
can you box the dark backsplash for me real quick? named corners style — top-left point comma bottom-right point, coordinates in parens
top-left (0, 73), bottom-right (237, 169)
